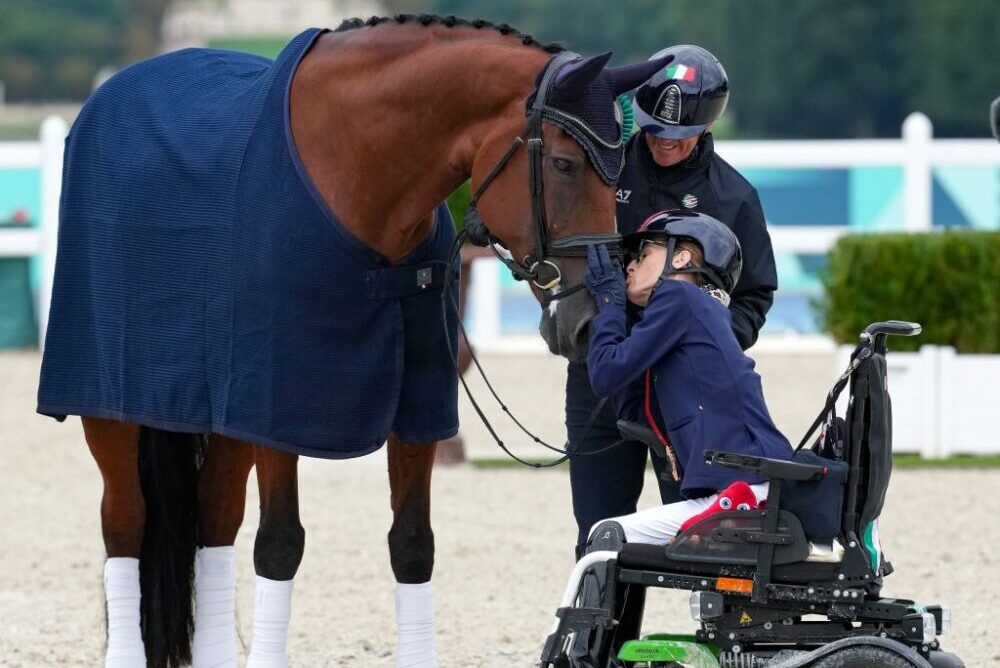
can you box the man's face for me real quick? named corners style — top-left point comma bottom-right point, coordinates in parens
top-left (644, 132), bottom-right (700, 167)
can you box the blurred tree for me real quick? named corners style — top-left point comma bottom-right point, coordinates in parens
top-left (419, 0), bottom-right (997, 138)
top-left (2, 0), bottom-right (996, 136)
top-left (713, 0), bottom-right (919, 138)
top-left (124, 0), bottom-right (173, 65)
top-left (913, 0), bottom-right (1000, 138)
top-left (0, 0), bottom-right (170, 103)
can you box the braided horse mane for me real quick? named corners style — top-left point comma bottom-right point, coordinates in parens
top-left (335, 13), bottom-right (566, 54)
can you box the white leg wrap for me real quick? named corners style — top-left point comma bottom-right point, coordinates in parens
top-left (192, 546), bottom-right (238, 668)
top-left (246, 576), bottom-right (294, 668)
top-left (395, 581), bottom-right (438, 668)
top-left (104, 557), bottom-right (147, 668)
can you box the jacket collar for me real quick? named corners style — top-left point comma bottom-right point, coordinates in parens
top-left (633, 132), bottom-right (715, 186)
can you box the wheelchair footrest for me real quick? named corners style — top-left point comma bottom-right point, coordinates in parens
top-left (539, 606), bottom-right (615, 662)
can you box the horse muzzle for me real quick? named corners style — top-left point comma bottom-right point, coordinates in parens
top-left (539, 289), bottom-right (596, 362)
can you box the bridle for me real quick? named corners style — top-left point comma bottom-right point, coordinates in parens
top-left (462, 51), bottom-right (624, 307)
top-left (435, 52), bottom-right (642, 468)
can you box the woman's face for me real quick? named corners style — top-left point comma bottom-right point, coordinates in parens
top-left (644, 132), bottom-right (700, 167)
top-left (626, 242), bottom-right (668, 307)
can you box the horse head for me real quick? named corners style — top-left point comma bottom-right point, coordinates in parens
top-left (464, 51), bottom-right (672, 361)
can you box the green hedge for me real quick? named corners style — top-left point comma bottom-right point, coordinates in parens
top-left (816, 231), bottom-right (1000, 353)
top-left (446, 180), bottom-right (472, 235)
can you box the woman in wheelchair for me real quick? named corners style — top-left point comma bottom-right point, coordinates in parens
top-left (582, 210), bottom-right (793, 548)
top-left (551, 214), bottom-right (961, 668)
top-left (559, 211), bottom-right (794, 667)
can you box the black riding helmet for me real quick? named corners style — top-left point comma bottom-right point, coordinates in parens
top-left (632, 45), bottom-right (729, 139)
top-left (628, 210), bottom-right (742, 299)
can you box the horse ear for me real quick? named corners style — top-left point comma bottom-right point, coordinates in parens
top-left (606, 53), bottom-right (675, 95)
top-left (552, 51), bottom-right (614, 98)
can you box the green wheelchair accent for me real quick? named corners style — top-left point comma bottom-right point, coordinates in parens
top-left (617, 634), bottom-right (721, 667)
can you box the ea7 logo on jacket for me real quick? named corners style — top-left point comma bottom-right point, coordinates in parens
top-left (616, 189), bottom-right (632, 203)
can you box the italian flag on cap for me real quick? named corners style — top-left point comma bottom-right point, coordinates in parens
top-left (666, 64), bottom-right (697, 82)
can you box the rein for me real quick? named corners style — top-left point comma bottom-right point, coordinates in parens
top-left (440, 230), bottom-right (629, 468)
top-left (463, 51), bottom-right (624, 307)
top-left (436, 51), bottom-right (641, 468)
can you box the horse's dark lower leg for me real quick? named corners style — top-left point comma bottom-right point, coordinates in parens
top-left (387, 433), bottom-right (439, 667)
top-left (246, 446), bottom-right (303, 668)
top-left (387, 434), bottom-right (436, 583)
top-left (192, 435), bottom-right (255, 668)
top-left (252, 446), bottom-right (304, 580)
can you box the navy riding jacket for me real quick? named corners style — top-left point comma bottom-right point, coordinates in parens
top-left (587, 279), bottom-right (793, 499)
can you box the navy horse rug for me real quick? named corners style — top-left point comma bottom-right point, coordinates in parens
top-left (38, 29), bottom-right (459, 458)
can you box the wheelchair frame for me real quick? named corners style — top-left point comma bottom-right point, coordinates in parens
top-left (540, 321), bottom-right (965, 668)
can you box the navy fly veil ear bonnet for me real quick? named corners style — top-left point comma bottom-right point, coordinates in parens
top-left (528, 51), bottom-right (674, 184)
top-left (461, 51), bottom-right (673, 303)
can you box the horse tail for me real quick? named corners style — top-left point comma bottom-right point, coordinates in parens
top-left (137, 426), bottom-right (203, 668)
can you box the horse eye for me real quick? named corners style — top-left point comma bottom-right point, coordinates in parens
top-left (552, 158), bottom-right (573, 174)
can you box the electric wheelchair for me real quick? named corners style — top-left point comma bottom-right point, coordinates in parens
top-left (540, 321), bottom-right (964, 668)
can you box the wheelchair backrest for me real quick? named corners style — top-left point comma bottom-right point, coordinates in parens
top-left (841, 341), bottom-right (893, 573)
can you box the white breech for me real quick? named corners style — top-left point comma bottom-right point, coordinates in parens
top-left (395, 581), bottom-right (438, 668)
top-left (593, 483), bottom-right (770, 545)
top-left (104, 557), bottom-right (147, 668)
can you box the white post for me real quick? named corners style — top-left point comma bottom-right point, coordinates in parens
top-left (935, 346), bottom-right (956, 459)
top-left (902, 112), bottom-right (933, 233)
top-left (468, 257), bottom-right (501, 346)
top-left (38, 115), bottom-right (68, 350)
top-left (917, 345), bottom-right (940, 459)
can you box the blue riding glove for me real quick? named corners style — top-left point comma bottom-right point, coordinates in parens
top-left (584, 244), bottom-right (626, 309)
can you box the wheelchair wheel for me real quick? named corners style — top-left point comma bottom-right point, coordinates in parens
top-left (812, 646), bottom-right (916, 668)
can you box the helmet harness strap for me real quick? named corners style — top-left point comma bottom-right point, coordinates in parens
top-left (649, 235), bottom-right (727, 301)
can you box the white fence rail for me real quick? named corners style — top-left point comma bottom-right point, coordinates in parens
top-left (0, 116), bottom-right (67, 348)
top-left (835, 345), bottom-right (1000, 457)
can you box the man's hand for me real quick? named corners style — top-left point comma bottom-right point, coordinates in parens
top-left (584, 244), bottom-right (626, 308)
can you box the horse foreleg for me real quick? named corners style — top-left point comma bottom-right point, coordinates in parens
top-left (246, 446), bottom-right (304, 668)
top-left (83, 417), bottom-right (146, 668)
top-left (192, 435), bottom-right (255, 668)
top-left (387, 433), bottom-right (438, 668)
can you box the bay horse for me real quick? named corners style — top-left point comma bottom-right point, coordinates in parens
top-left (37, 14), bottom-right (669, 668)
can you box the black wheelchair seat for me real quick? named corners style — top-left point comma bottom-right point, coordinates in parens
top-left (617, 541), bottom-right (842, 585)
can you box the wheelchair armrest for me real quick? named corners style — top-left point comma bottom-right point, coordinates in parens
top-left (704, 450), bottom-right (825, 481)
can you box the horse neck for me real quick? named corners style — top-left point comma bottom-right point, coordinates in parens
top-left (290, 26), bottom-right (550, 262)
